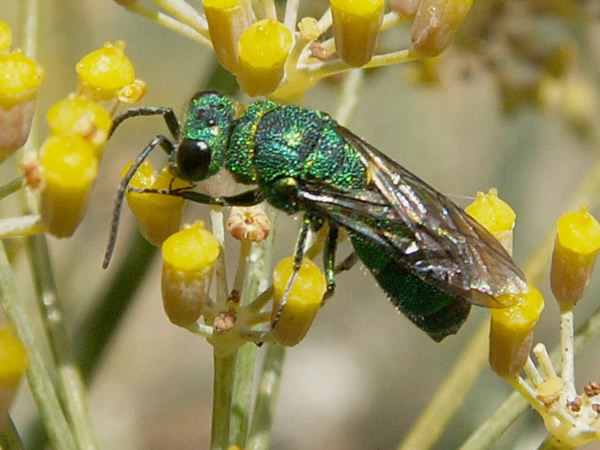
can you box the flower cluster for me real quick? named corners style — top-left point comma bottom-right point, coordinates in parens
top-left (0, 36), bottom-right (147, 240)
top-left (468, 190), bottom-right (600, 447)
top-left (158, 205), bottom-right (328, 355)
top-left (37, 41), bottom-right (146, 238)
top-left (114, 0), bottom-right (475, 99)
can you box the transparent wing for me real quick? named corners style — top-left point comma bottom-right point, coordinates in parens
top-left (297, 126), bottom-right (528, 307)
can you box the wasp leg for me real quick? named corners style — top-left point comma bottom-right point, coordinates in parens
top-left (323, 225), bottom-right (339, 300)
top-left (103, 135), bottom-right (176, 268)
top-left (110, 106), bottom-right (179, 141)
top-left (334, 252), bottom-right (359, 274)
top-left (271, 215), bottom-right (311, 329)
top-left (129, 186), bottom-right (264, 207)
top-left (170, 188), bottom-right (265, 207)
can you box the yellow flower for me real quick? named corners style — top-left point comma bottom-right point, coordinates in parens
top-left (0, 49), bottom-right (43, 160)
top-left (202, 0), bottom-right (252, 73)
top-left (489, 286), bottom-right (544, 378)
top-left (46, 94), bottom-right (112, 154)
top-left (271, 257), bottom-right (326, 346)
top-left (39, 135), bottom-right (98, 238)
top-left (330, 0), bottom-right (384, 67)
top-left (161, 221), bottom-right (220, 326)
top-left (76, 41), bottom-right (146, 104)
top-left (465, 188), bottom-right (516, 254)
top-left (236, 19), bottom-right (293, 97)
top-left (124, 160), bottom-right (188, 247)
top-left (550, 206), bottom-right (600, 309)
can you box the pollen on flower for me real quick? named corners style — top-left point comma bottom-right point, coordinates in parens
top-left (551, 206), bottom-right (600, 308)
top-left (161, 221), bottom-right (220, 326)
top-left (271, 257), bottom-right (326, 346)
top-left (236, 19), bottom-right (293, 97)
top-left (124, 160), bottom-right (188, 247)
top-left (202, 0), bottom-right (252, 73)
top-left (330, 0), bottom-right (384, 67)
top-left (465, 188), bottom-right (516, 254)
top-left (46, 94), bottom-right (112, 153)
top-left (39, 135), bottom-right (98, 238)
top-left (489, 286), bottom-right (544, 378)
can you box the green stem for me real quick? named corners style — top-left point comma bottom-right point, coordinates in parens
top-left (0, 243), bottom-right (76, 450)
top-left (25, 234), bottom-right (98, 449)
top-left (211, 351), bottom-right (237, 450)
top-left (246, 343), bottom-right (286, 450)
top-left (0, 416), bottom-right (24, 450)
top-left (0, 177), bottom-right (26, 200)
top-left (229, 212), bottom-right (276, 447)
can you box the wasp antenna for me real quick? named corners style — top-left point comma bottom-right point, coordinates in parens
top-left (103, 135), bottom-right (171, 268)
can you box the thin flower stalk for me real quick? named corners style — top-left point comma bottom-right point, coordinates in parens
top-left (0, 243), bottom-right (76, 450)
top-left (114, 0), bottom-right (472, 98)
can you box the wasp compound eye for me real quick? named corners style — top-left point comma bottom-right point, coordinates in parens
top-left (176, 139), bottom-right (211, 181)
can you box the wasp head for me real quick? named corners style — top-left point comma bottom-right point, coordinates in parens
top-left (174, 91), bottom-right (235, 181)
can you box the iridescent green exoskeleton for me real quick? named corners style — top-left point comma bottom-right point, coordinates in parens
top-left (105, 91), bottom-right (527, 342)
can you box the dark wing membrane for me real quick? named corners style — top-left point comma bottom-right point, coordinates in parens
top-left (321, 125), bottom-right (528, 305)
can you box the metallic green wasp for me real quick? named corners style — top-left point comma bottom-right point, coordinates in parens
top-left (105, 91), bottom-right (528, 342)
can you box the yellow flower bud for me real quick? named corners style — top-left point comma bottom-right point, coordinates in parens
top-left (226, 206), bottom-right (271, 242)
top-left (551, 206), bottom-right (600, 309)
top-left (411, 0), bottom-right (473, 57)
top-left (0, 50), bottom-right (42, 108)
top-left (465, 188), bottom-right (516, 254)
top-left (0, 50), bottom-right (43, 160)
top-left (0, 20), bottom-right (12, 53)
top-left (489, 286), bottom-right (544, 378)
top-left (271, 257), bottom-right (326, 346)
top-left (46, 94), bottom-right (112, 154)
top-left (330, 0), bottom-right (384, 67)
top-left (76, 41), bottom-right (140, 102)
top-left (236, 19), bottom-right (293, 97)
top-left (39, 135), bottom-right (98, 238)
top-left (202, 0), bottom-right (252, 73)
top-left (124, 160), bottom-right (188, 247)
top-left (161, 221), bottom-right (220, 326)
top-left (0, 326), bottom-right (27, 425)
